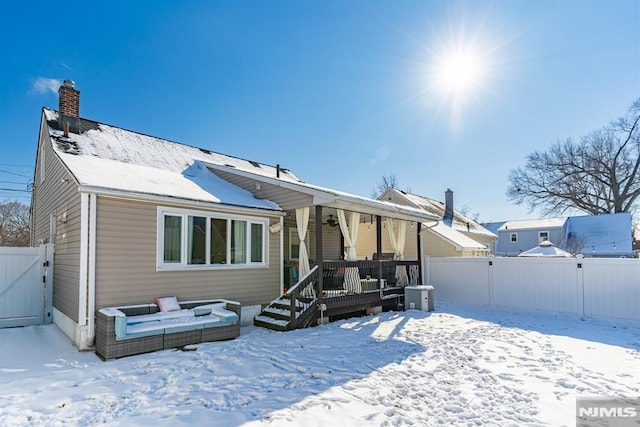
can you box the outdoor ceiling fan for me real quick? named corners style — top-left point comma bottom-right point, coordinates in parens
top-left (325, 214), bottom-right (338, 227)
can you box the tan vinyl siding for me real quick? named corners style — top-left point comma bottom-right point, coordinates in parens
top-left (422, 230), bottom-right (489, 257)
top-left (31, 119), bottom-right (82, 322)
top-left (94, 196), bottom-right (282, 309)
top-left (282, 217), bottom-right (342, 262)
top-left (422, 229), bottom-right (461, 257)
top-left (463, 233), bottom-right (495, 250)
top-left (356, 223), bottom-right (420, 260)
top-left (321, 225), bottom-right (342, 260)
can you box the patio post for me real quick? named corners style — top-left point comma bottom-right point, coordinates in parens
top-left (417, 222), bottom-right (423, 285)
top-left (315, 205), bottom-right (324, 297)
top-left (376, 215), bottom-right (382, 284)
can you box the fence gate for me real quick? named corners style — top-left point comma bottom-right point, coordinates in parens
top-left (0, 244), bottom-right (54, 328)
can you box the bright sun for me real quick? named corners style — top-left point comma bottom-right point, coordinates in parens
top-left (435, 50), bottom-right (484, 95)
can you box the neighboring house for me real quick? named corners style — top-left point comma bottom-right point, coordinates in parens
top-left (484, 213), bottom-right (633, 257)
top-left (356, 188), bottom-right (496, 258)
top-left (485, 217), bottom-right (567, 256)
top-left (562, 213), bottom-right (633, 258)
top-left (31, 81), bottom-right (439, 348)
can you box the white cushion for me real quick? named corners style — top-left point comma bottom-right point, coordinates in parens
top-left (156, 296), bottom-right (181, 312)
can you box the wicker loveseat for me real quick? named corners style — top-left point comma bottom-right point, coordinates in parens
top-left (95, 298), bottom-right (241, 360)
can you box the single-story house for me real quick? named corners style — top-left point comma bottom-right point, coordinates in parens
top-left (31, 81), bottom-right (439, 349)
top-left (356, 188), bottom-right (496, 257)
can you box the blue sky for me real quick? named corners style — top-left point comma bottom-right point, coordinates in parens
top-left (1, 0), bottom-right (638, 222)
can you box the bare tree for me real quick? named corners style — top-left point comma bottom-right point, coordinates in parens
top-left (555, 231), bottom-right (586, 255)
top-left (371, 173), bottom-right (399, 198)
top-left (372, 173), bottom-right (411, 198)
top-left (0, 201), bottom-right (30, 247)
top-left (458, 204), bottom-right (481, 223)
top-left (507, 99), bottom-right (640, 216)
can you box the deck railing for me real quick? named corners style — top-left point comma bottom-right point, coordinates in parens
top-left (321, 260), bottom-right (420, 296)
top-left (284, 265), bottom-right (319, 329)
top-left (281, 260), bottom-right (419, 328)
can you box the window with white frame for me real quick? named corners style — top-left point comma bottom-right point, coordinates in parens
top-left (158, 207), bottom-right (267, 269)
top-left (510, 232), bottom-right (518, 243)
top-left (538, 231), bottom-right (549, 243)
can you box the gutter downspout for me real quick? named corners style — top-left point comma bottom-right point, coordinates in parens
top-left (87, 193), bottom-right (97, 347)
top-left (77, 192), bottom-right (97, 350)
top-left (78, 193), bottom-right (89, 348)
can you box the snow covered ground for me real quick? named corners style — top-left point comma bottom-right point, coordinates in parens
top-left (1, 303), bottom-right (639, 426)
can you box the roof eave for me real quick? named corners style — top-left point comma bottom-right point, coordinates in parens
top-left (75, 185), bottom-right (286, 216)
top-left (205, 162), bottom-right (439, 223)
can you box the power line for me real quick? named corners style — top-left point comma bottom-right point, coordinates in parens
top-left (0, 163), bottom-right (31, 168)
top-left (0, 180), bottom-right (30, 185)
top-left (0, 188), bottom-right (31, 193)
top-left (0, 169), bottom-right (31, 179)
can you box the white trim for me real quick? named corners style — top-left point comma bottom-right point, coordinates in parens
top-left (240, 304), bottom-right (262, 326)
top-left (203, 162), bottom-right (439, 223)
top-left (52, 306), bottom-right (94, 351)
top-left (510, 232), bottom-right (518, 243)
top-left (78, 193), bottom-right (89, 327)
top-left (87, 193), bottom-right (97, 346)
top-left (53, 307), bottom-right (79, 346)
top-left (76, 185), bottom-right (284, 217)
top-left (156, 206), bottom-right (269, 271)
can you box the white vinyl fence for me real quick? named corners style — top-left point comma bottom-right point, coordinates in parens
top-left (0, 244), bottom-right (54, 328)
top-left (424, 256), bottom-right (640, 322)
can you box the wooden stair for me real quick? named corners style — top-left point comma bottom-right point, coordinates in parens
top-left (254, 294), bottom-right (317, 331)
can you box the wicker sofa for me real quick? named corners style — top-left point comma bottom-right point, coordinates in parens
top-left (95, 299), bottom-right (241, 360)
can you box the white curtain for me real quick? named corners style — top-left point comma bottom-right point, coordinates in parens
top-left (295, 207), bottom-right (310, 278)
top-left (338, 209), bottom-right (361, 292)
top-left (386, 218), bottom-right (409, 286)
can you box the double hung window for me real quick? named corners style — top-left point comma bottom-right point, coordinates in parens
top-left (158, 207), bottom-right (267, 269)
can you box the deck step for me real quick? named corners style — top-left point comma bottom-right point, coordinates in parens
top-left (272, 301), bottom-right (304, 312)
top-left (254, 315), bottom-right (289, 331)
top-left (262, 306), bottom-right (296, 321)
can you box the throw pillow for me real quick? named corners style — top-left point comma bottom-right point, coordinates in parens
top-left (156, 296), bottom-right (181, 312)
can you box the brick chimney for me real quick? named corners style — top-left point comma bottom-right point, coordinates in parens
top-left (58, 80), bottom-right (80, 118)
top-left (443, 188), bottom-right (454, 226)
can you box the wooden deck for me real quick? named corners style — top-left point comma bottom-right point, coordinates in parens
top-left (254, 260), bottom-right (419, 331)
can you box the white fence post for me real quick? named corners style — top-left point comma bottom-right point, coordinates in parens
top-left (576, 256), bottom-right (585, 318)
top-left (44, 243), bottom-right (54, 324)
top-left (488, 256), bottom-right (495, 306)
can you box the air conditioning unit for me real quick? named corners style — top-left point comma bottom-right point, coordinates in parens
top-left (404, 285), bottom-right (434, 312)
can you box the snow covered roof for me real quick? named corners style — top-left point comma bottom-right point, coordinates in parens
top-left (426, 222), bottom-right (489, 250)
top-left (44, 108), bottom-right (295, 211)
top-left (43, 108), bottom-right (439, 223)
top-left (518, 240), bottom-right (573, 257)
top-left (204, 162), bottom-right (441, 223)
top-left (498, 217), bottom-right (567, 231)
top-left (380, 188), bottom-right (496, 238)
top-left (564, 213), bottom-right (633, 256)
